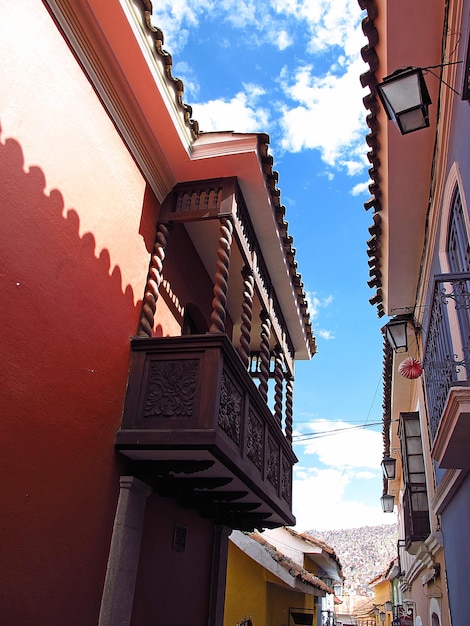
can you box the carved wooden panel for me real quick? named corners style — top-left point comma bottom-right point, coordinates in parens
top-left (247, 408), bottom-right (264, 471)
top-left (218, 370), bottom-right (242, 445)
top-left (281, 457), bottom-right (291, 503)
top-left (267, 435), bottom-right (279, 489)
top-left (144, 359), bottom-right (198, 418)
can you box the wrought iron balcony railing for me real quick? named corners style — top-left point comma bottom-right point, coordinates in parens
top-left (423, 273), bottom-right (470, 441)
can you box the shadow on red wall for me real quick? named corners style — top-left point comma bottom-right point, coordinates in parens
top-left (0, 126), bottom-right (152, 624)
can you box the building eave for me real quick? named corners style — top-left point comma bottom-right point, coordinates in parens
top-left (45, 0), bottom-right (315, 359)
top-left (359, 0), bottom-right (445, 317)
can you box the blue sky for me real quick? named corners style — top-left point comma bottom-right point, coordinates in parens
top-left (152, 0), bottom-right (397, 531)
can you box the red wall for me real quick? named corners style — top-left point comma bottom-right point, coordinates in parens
top-left (0, 128), bottom-right (159, 623)
top-left (0, 3), bottom-right (231, 623)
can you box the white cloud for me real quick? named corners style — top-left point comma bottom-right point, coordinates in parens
top-left (291, 421), bottom-right (392, 532)
top-left (292, 467), bottom-right (397, 531)
top-left (278, 57), bottom-right (369, 171)
top-left (173, 61), bottom-right (200, 100)
top-left (192, 90), bottom-right (270, 132)
top-left (306, 292), bottom-right (333, 319)
top-left (351, 181), bottom-right (370, 196)
top-left (150, 0), bottom-right (213, 53)
top-left (295, 419), bottom-right (382, 469)
top-left (151, 0), bottom-right (370, 173)
top-left (276, 30), bottom-right (292, 50)
top-left (305, 292), bottom-right (334, 341)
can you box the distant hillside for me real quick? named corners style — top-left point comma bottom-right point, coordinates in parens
top-left (309, 524), bottom-right (398, 596)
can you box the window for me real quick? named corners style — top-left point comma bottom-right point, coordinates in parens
top-left (445, 185), bottom-right (470, 360)
top-left (399, 412), bottom-right (431, 549)
top-left (446, 186), bottom-right (470, 272)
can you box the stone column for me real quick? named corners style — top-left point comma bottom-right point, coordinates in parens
top-left (207, 525), bottom-right (231, 626)
top-left (98, 476), bottom-right (152, 626)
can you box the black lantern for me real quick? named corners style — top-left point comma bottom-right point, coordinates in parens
top-left (384, 315), bottom-right (411, 353)
top-left (376, 67), bottom-right (432, 135)
top-left (381, 455), bottom-right (397, 480)
top-left (380, 493), bottom-right (395, 513)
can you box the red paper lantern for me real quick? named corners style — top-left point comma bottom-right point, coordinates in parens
top-left (398, 356), bottom-right (423, 379)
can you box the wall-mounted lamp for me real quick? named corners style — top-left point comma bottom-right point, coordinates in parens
top-left (380, 493), bottom-right (395, 513)
top-left (384, 314), bottom-right (412, 353)
top-left (376, 62), bottom-right (463, 135)
top-left (381, 455), bottom-right (397, 480)
top-left (377, 67), bottom-right (431, 135)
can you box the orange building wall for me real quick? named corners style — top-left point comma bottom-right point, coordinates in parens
top-left (225, 541), bottom-right (317, 626)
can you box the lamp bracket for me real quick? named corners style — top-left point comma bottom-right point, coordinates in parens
top-left (424, 62), bottom-right (463, 96)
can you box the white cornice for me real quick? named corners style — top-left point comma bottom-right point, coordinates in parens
top-left (45, 0), bottom-right (178, 202)
top-left (120, 0), bottom-right (194, 152)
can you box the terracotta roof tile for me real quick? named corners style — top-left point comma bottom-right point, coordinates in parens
top-left (358, 0), bottom-right (385, 317)
top-left (141, 0), bottom-right (199, 138)
top-left (283, 527), bottom-right (343, 574)
top-left (247, 532), bottom-right (332, 593)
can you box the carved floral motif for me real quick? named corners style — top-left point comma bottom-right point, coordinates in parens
top-left (218, 371), bottom-right (241, 445)
top-left (144, 359), bottom-right (198, 418)
top-left (281, 457), bottom-right (291, 503)
top-left (267, 436), bottom-right (279, 488)
top-left (247, 409), bottom-right (263, 470)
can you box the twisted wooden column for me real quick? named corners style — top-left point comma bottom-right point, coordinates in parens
top-left (237, 265), bottom-right (254, 368)
top-left (210, 217), bottom-right (233, 334)
top-left (138, 222), bottom-right (169, 337)
top-left (258, 310), bottom-right (271, 402)
top-left (285, 376), bottom-right (294, 444)
top-left (273, 346), bottom-right (284, 427)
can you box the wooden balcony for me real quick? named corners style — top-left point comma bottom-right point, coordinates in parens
top-left (116, 334), bottom-right (297, 529)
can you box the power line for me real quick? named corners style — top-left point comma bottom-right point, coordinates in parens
top-left (293, 420), bottom-right (384, 442)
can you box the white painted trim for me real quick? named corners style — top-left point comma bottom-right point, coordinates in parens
top-left (429, 597), bottom-right (442, 626)
top-left (438, 162), bottom-right (469, 272)
top-left (120, 0), bottom-right (194, 152)
top-left (44, 0), bottom-right (177, 202)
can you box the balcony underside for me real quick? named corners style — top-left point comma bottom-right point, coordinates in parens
top-left (116, 334), bottom-right (297, 530)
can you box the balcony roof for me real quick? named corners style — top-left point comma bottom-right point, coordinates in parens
top-left (46, 0), bottom-right (315, 359)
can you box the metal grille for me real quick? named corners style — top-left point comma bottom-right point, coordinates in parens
top-left (423, 274), bottom-right (470, 440)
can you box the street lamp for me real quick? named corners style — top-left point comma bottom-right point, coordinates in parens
top-left (384, 315), bottom-right (411, 353)
top-left (381, 455), bottom-right (397, 480)
top-left (380, 493), bottom-right (395, 513)
top-left (376, 67), bottom-right (432, 135)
